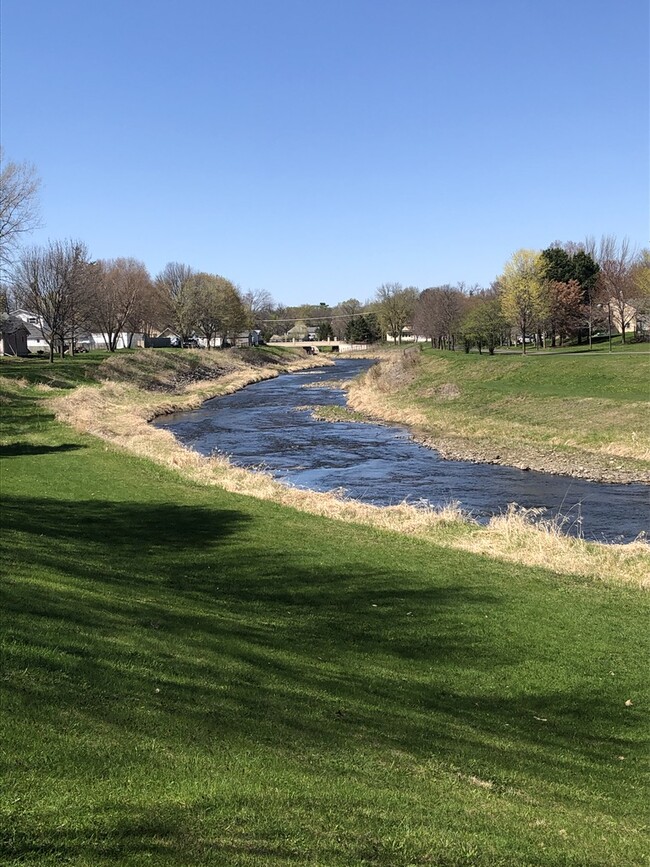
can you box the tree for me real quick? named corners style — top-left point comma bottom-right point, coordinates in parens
top-left (189, 273), bottom-right (245, 348)
top-left (89, 258), bottom-right (152, 351)
top-left (0, 149), bottom-right (42, 278)
top-left (413, 285), bottom-right (466, 349)
top-left (155, 262), bottom-right (197, 343)
top-left (631, 249), bottom-right (650, 297)
top-left (540, 244), bottom-right (599, 344)
top-left (316, 319), bottom-right (334, 340)
top-left (459, 292), bottom-right (508, 354)
top-left (242, 288), bottom-right (275, 336)
top-left (333, 298), bottom-right (363, 340)
top-left (345, 312), bottom-right (382, 344)
top-left (541, 279), bottom-right (583, 346)
top-left (375, 282), bottom-right (418, 343)
top-left (592, 236), bottom-right (638, 344)
top-left (499, 249), bottom-right (546, 354)
top-left (188, 272), bottom-right (221, 348)
top-left (13, 239), bottom-right (89, 362)
top-left (217, 281), bottom-right (248, 345)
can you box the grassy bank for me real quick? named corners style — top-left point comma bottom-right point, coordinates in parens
top-left (1, 353), bottom-right (649, 866)
top-left (346, 348), bottom-right (650, 484)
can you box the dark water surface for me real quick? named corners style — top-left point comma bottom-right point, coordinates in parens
top-left (155, 359), bottom-right (649, 543)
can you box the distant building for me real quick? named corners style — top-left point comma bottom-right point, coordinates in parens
top-left (0, 315), bottom-right (29, 356)
top-left (286, 321), bottom-right (310, 341)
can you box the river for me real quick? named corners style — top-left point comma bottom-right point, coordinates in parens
top-left (155, 358), bottom-right (649, 543)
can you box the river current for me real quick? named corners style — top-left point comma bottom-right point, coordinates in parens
top-left (155, 358), bottom-right (649, 543)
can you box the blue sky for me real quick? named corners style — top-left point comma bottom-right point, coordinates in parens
top-left (2, 0), bottom-right (648, 306)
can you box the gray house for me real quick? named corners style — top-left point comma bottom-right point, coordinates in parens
top-left (0, 315), bottom-right (29, 356)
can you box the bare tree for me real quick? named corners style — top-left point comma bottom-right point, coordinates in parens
top-left (0, 149), bottom-right (42, 278)
top-left (155, 262), bottom-right (197, 343)
top-left (89, 258), bottom-right (152, 350)
top-left (189, 273), bottom-right (245, 348)
top-left (414, 285), bottom-right (466, 349)
top-left (242, 288), bottom-right (275, 330)
top-left (376, 282), bottom-right (418, 343)
top-left (13, 239), bottom-right (89, 362)
top-left (592, 236), bottom-right (639, 344)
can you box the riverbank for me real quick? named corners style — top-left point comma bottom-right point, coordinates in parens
top-left (344, 348), bottom-right (650, 485)
top-left (33, 351), bottom-right (647, 586)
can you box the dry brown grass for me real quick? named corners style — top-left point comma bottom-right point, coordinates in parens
top-left (346, 352), bottom-right (650, 484)
top-left (50, 360), bottom-right (650, 588)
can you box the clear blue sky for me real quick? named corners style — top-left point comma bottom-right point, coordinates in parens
top-left (2, 0), bottom-right (648, 306)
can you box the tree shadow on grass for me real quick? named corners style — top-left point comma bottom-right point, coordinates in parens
top-left (0, 442), bottom-right (85, 457)
top-left (1, 493), bottom-right (646, 839)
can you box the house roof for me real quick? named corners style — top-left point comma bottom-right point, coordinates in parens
top-left (0, 314), bottom-right (29, 335)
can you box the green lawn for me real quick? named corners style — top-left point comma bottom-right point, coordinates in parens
top-left (350, 347), bottom-right (650, 482)
top-left (1, 366), bottom-right (649, 865)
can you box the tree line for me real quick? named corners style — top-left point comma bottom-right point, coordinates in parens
top-left (375, 238), bottom-right (649, 354)
top-left (2, 151), bottom-right (648, 360)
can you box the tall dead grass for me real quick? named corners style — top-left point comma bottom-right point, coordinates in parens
top-left (347, 351), bottom-right (429, 427)
top-left (50, 360), bottom-right (649, 588)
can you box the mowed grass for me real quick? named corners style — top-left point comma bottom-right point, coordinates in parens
top-left (1, 368), bottom-right (649, 866)
top-left (349, 348), bottom-right (650, 476)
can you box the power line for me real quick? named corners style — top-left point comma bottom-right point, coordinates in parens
top-left (258, 311), bottom-right (373, 324)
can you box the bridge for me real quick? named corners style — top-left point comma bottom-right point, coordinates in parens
top-left (268, 341), bottom-right (369, 353)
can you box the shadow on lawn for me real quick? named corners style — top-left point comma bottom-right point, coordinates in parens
top-left (1, 494), bottom-right (643, 827)
top-left (0, 442), bottom-right (85, 457)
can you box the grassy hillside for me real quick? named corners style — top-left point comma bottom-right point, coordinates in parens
top-left (347, 348), bottom-right (650, 483)
top-left (1, 354), bottom-right (649, 865)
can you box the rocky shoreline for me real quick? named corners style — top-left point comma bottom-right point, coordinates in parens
top-left (412, 432), bottom-right (649, 486)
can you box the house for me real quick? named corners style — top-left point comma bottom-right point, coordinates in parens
top-left (619, 298), bottom-right (649, 338)
top-left (0, 315), bottom-right (29, 356)
top-left (385, 325), bottom-right (427, 344)
top-left (286, 321), bottom-right (310, 341)
top-left (85, 331), bottom-right (145, 350)
top-left (232, 330), bottom-right (262, 347)
top-left (9, 308), bottom-right (52, 354)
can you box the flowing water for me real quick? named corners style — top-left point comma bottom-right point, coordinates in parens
top-left (155, 358), bottom-right (649, 543)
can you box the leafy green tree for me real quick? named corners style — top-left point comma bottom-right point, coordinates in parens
top-left (317, 319), bottom-right (334, 340)
top-left (540, 245), bottom-right (600, 344)
top-left (499, 249), bottom-right (546, 354)
top-left (460, 295), bottom-right (509, 354)
top-left (631, 249), bottom-right (650, 297)
top-left (345, 313), bottom-right (382, 343)
top-left (333, 298), bottom-right (362, 339)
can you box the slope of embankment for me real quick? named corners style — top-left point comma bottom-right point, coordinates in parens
top-left (346, 347), bottom-right (650, 485)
